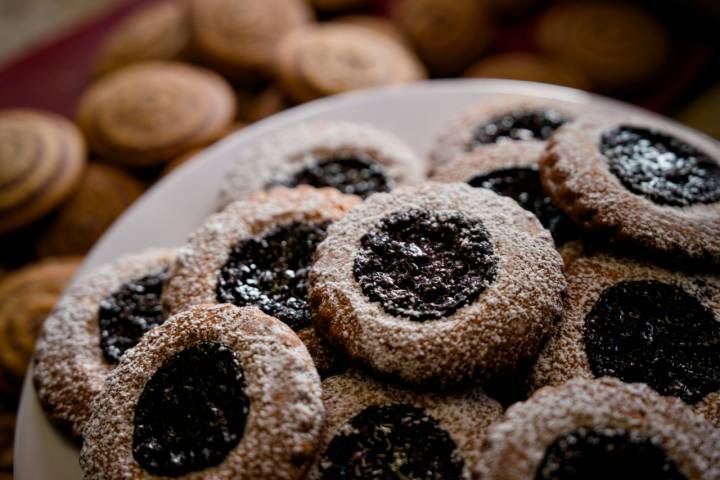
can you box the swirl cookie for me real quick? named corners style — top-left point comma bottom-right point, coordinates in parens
top-left (540, 115), bottom-right (720, 264)
top-left (535, 2), bottom-right (668, 92)
top-left (80, 304), bottom-right (324, 480)
top-left (309, 182), bottom-right (565, 386)
top-left (275, 24), bottom-right (425, 103)
top-left (0, 109), bottom-right (86, 235)
top-left (220, 121), bottom-right (426, 207)
top-left (37, 163), bottom-right (144, 257)
top-left (307, 372), bottom-right (502, 479)
top-left (532, 254), bottom-right (720, 427)
top-left (474, 377), bottom-right (720, 480)
top-left (76, 61), bottom-right (235, 167)
top-left (188, 0), bottom-right (313, 81)
top-left (33, 248), bottom-right (175, 440)
top-left (94, 0), bottom-right (190, 76)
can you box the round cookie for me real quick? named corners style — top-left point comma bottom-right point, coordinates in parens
top-left (76, 61), bottom-right (236, 167)
top-left (0, 109), bottom-right (86, 235)
top-left (532, 254), bottom-right (720, 427)
top-left (430, 95), bottom-right (583, 171)
top-left (535, 2), bottom-right (668, 92)
top-left (275, 24), bottom-right (426, 103)
top-left (390, 0), bottom-right (493, 76)
top-left (33, 248), bottom-right (175, 441)
top-left (187, 0), bottom-right (313, 81)
top-left (539, 115), bottom-right (720, 264)
top-left (219, 121), bottom-right (426, 207)
top-left (473, 377), bottom-right (720, 480)
top-left (37, 163), bottom-right (144, 257)
top-left (94, 0), bottom-right (190, 76)
top-left (80, 304), bottom-right (324, 480)
top-left (309, 182), bottom-right (566, 386)
top-left (307, 371), bottom-right (502, 479)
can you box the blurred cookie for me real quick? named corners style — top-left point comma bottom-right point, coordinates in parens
top-left (677, 84), bottom-right (720, 140)
top-left (334, 15), bottom-right (408, 45)
top-left (276, 24), bottom-right (426, 103)
top-left (76, 61), bottom-right (236, 166)
top-left (309, 0), bottom-right (368, 13)
top-left (94, 0), bottom-right (190, 76)
top-left (37, 163), bottom-right (144, 257)
top-left (391, 0), bottom-right (493, 76)
top-left (0, 109), bottom-right (86, 235)
top-left (464, 52), bottom-right (590, 90)
top-left (188, 0), bottom-right (313, 81)
top-left (535, 2), bottom-right (668, 92)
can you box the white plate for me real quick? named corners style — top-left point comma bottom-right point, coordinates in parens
top-left (15, 79), bottom-right (670, 479)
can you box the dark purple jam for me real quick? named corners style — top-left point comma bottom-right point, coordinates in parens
top-left (285, 156), bottom-right (394, 199)
top-left (469, 108), bottom-right (569, 147)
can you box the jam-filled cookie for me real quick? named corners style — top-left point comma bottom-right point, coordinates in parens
top-left (309, 182), bottom-right (565, 386)
top-left (473, 377), bottom-right (720, 480)
top-left (33, 248), bottom-right (175, 440)
top-left (275, 24), bottom-right (425, 103)
top-left (76, 61), bottom-right (235, 167)
top-left (219, 121), bottom-right (426, 207)
top-left (307, 371), bottom-right (502, 479)
top-left (532, 254), bottom-right (720, 427)
top-left (430, 95), bottom-right (581, 171)
top-left (80, 304), bottom-right (324, 480)
top-left (0, 109), bottom-right (86, 235)
top-left (540, 115), bottom-right (720, 264)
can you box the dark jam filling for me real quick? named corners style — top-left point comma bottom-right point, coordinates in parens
top-left (469, 108), bottom-right (569, 147)
top-left (132, 342), bottom-right (249, 477)
top-left (584, 280), bottom-right (720, 404)
top-left (600, 126), bottom-right (720, 206)
top-left (285, 156), bottom-right (394, 199)
top-left (98, 268), bottom-right (168, 365)
top-left (468, 167), bottom-right (580, 245)
top-left (318, 404), bottom-right (464, 480)
top-left (536, 427), bottom-right (686, 480)
top-left (216, 221), bottom-right (329, 331)
top-left (353, 209), bottom-right (497, 320)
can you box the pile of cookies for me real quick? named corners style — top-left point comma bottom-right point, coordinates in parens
top-left (27, 88), bottom-right (720, 479)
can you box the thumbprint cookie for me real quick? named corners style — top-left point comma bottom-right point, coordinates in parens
top-left (309, 182), bottom-right (565, 386)
top-left (474, 377), bottom-right (720, 480)
top-left (0, 109), bottom-right (86, 235)
top-left (219, 121), bottom-right (426, 207)
top-left (33, 248), bottom-right (175, 441)
top-left (306, 371), bottom-right (502, 479)
top-left (532, 254), bottom-right (720, 427)
top-left (539, 116), bottom-right (720, 264)
top-left (80, 304), bottom-right (323, 480)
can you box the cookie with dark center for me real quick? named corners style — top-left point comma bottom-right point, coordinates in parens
top-left (219, 121), bottom-right (426, 208)
top-left (540, 115), bottom-right (720, 264)
top-left (474, 377), bottom-right (720, 480)
top-left (532, 254), bottom-right (720, 427)
top-left (33, 248), bottom-right (175, 441)
top-left (80, 304), bottom-right (324, 479)
top-left (310, 182), bottom-right (565, 386)
top-left (306, 372), bottom-right (502, 480)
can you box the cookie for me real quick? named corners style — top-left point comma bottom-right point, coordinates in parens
top-left (391, 0), bottom-right (493, 76)
top-left (33, 248), bottom-right (175, 441)
top-left (80, 304), bottom-right (323, 480)
top-left (94, 0), bottom-right (190, 75)
top-left (307, 372), bottom-right (502, 479)
top-left (677, 83), bottom-right (720, 140)
top-left (464, 52), bottom-right (590, 90)
top-left (275, 24), bottom-right (426, 103)
top-left (334, 15), bottom-right (408, 46)
top-left (219, 121), bottom-right (426, 207)
top-left (0, 109), bottom-right (86, 235)
top-left (535, 2), bottom-right (668, 92)
top-left (473, 377), bottom-right (720, 480)
top-left (76, 61), bottom-right (236, 167)
top-left (37, 163), bottom-right (144, 257)
top-left (539, 115), bottom-right (720, 264)
top-left (309, 182), bottom-right (565, 386)
top-left (188, 0), bottom-right (313, 81)
top-left (532, 254), bottom-right (720, 427)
